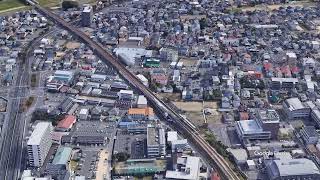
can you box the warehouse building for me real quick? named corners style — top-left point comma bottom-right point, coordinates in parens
top-left (265, 158), bottom-right (320, 180)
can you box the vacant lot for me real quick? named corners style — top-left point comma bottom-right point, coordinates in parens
top-left (158, 93), bottom-right (180, 101)
top-left (172, 101), bottom-right (203, 112)
top-left (186, 111), bottom-right (205, 127)
top-left (239, 1), bottom-right (316, 12)
top-left (66, 41), bottom-right (81, 49)
top-left (203, 101), bottom-right (219, 109)
top-left (180, 58), bottom-right (198, 67)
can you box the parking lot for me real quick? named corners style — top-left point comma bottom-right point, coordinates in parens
top-left (76, 149), bottom-right (99, 179)
top-left (114, 130), bottom-right (147, 156)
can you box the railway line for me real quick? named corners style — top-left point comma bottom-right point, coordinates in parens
top-left (29, 2), bottom-right (242, 180)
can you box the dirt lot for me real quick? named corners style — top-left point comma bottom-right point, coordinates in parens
top-left (206, 113), bottom-right (222, 124)
top-left (239, 1), bottom-right (316, 12)
top-left (172, 101), bottom-right (203, 112)
top-left (180, 58), bottom-right (198, 67)
top-left (203, 101), bottom-right (219, 109)
top-left (186, 111), bottom-right (205, 127)
top-left (158, 93), bottom-right (181, 101)
top-left (171, 101), bottom-right (222, 127)
top-left (66, 42), bottom-right (81, 49)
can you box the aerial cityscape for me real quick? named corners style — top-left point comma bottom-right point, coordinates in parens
top-left (1, 0), bottom-right (320, 180)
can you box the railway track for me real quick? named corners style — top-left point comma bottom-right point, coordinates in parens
top-left (30, 3), bottom-right (242, 180)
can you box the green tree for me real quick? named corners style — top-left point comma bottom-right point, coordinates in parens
top-left (113, 152), bottom-right (130, 162)
top-left (62, 0), bottom-right (79, 10)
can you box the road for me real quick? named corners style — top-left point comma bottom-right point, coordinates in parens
top-left (0, 41), bottom-right (31, 179)
top-left (30, 2), bottom-right (242, 180)
top-left (0, 27), bottom-right (58, 180)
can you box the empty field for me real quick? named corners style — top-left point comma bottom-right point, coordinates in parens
top-left (239, 1), bottom-right (316, 12)
top-left (0, 0), bottom-right (61, 13)
top-left (203, 101), bottom-right (219, 109)
top-left (172, 101), bottom-right (203, 112)
top-left (0, 0), bottom-right (24, 11)
top-left (180, 58), bottom-right (198, 67)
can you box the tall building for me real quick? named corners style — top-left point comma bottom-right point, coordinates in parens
top-left (147, 125), bottom-right (166, 158)
top-left (236, 120), bottom-right (271, 141)
top-left (300, 126), bottom-right (319, 144)
top-left (282, 98), bottom-right (311, 120)
top-left (81, 6), bottom-right (93, 27)
top-left (27, 122), bottom-right (53, 167)
top-left (256, 109), bottom-right (280, 139)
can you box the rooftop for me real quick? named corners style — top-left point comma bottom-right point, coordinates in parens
top-left (227, 148), bottom-right (248, 162)
top-left (284, 98), bottom-right (305, 111)
top-left (167, 131), bottom-right (178, 142)
top-left (257, 109), bottom-right (280, 123)
top-left (271, 77), bottom-right (298, 83)
top-left (27, 122), bottom-right (52, 146)
top-left (267, 158), bottom-right (320, 177)
top-left (165, 156), bottom-right (200, 180)
top-left (83, 6), bottom-right (92, 13)
top-left (128, 107), bottom-right (154, 116)
top-left (237, 120), bottom-right (264, 135)
top-left (137, 95), bottom-right (147, 105)
top-left (147, 126), bottom-right (157, 146)
top-left (52, 147), bottom-right (72, 165)
top-left (56, 115), bottom-right (76, 129)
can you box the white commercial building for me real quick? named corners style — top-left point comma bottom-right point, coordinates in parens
top-left (136, 74), bottom-right (149, 87)
top-left (137, 95), bottom-right (147, 108)
top-left (266, 158), bottom-right (320, 180)
top-left (283, 98), bottom-right (311, 120)
top-left (114, 47), bottom-right (153, 66)
top-left (166, 156), bottom-right (201, 180)
top-left (167, 131), bottom-right (188, 152)
top-left (167, 131), bottom-right (178, 142)
top-left (79, 108), bottom-right (89, 120)
top-left (27, 122), bottom-right (53, 167)
top-left (236, 120), bottom-right (271, 141)
top-left (90, 74), bottom-right (107, 82)
top-left (118, 90), bottom-right (133, 100)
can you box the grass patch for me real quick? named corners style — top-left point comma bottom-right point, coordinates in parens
top-left (31, 109), bottom-right (65, 126)
top-left (69, 160), bottom-right (78, 172)
top-left (25, 96), bottom-right (35, 107)
top-left (0, 0), bottom-right (24, 11)
top-left (20, 96), bottom-right (35, 112)
top-left (38, 0), bottom-right (61, 6)
top-left (31, 73), bottom-right (37, 88)
top-left (0, 0), bottom-right (61, 12)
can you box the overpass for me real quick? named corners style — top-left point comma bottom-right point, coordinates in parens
top-left (29, 2), bottom-right (242, 180)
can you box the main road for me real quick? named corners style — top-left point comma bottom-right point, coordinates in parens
top-left (0, 35), bottom-right (33, 179)
top-left (0, 27), bottom-right (61, 180)
top-left (30, 2), bottom-right (242, 180)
